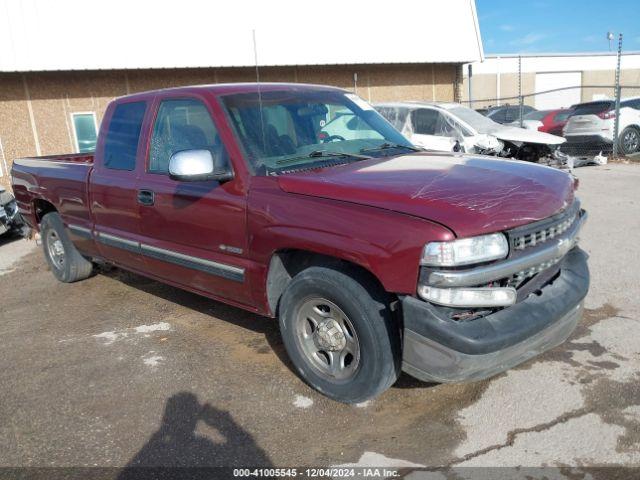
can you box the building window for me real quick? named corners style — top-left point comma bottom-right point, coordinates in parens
top-left (72, 113), bottom-right (98, 153)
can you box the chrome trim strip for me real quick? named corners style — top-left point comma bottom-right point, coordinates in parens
top-left (68, 224), bottom-right (93, 238)
top-left (98, 232), bottom-right (139, 248)
top-left (93, 230), bottom-right (245, 282)
top-left (427, 211), bottom-right (587, 288)
top-left (141, 243), bottom-right (245, 278)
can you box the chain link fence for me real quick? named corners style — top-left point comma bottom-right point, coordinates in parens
top-left (463, 84), bottom-right (640, 163)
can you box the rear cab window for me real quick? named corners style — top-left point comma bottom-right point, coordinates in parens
top-left (103, 101), bottom-right (147, 170)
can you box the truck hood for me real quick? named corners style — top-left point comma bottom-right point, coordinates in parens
top-left (277, 153), bottom-right (575, 238)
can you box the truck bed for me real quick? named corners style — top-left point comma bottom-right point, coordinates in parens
top-left (11, 153), bottom-right (94, 231)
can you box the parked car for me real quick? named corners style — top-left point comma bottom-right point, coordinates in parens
top-left (509, 109), bottom-right (574, 136)
top-left (375, 101), bottom-right (566, 164)
top-left (12, 83), bottom-right (589, 403)
top-left (485, 104), bottom-right (537, 124)
top-left (0, 187), bottom-right (24, 236)
top-left (563, 98), bottom-right (640, 156)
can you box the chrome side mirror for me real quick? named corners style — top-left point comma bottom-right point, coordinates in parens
top-left (168, 149), bottom-right (233, 182)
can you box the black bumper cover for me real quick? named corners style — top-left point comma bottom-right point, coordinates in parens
top-left (401, 247), bottom-right (589, 383)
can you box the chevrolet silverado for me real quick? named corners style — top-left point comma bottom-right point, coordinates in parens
top-left (11, 83), bottom-right (589, 403)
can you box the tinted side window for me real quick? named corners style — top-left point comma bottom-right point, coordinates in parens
top-left (488, 109), bottom-right (507, 123)
top-left (411, 109), bottom-right (440, 135)
top-left (104, 102), bottom-right (146, 170)
top-left (555, 110), bottom-right (573, 122)
top-left (149, 99), bottom-right (229, 174)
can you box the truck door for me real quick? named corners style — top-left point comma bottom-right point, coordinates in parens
top-left (136, 96), bottom-right (251, 305)
top-left (90, 100), bottom-right (147, 271)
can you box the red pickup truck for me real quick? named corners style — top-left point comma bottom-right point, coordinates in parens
top-left (11, 83), bottom-right (589, 403)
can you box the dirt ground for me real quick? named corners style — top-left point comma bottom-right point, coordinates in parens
top-left (0, 164), bottom-right (639, 478)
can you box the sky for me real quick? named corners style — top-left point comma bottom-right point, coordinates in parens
top-left (477, 0), bottom-right (640, 54)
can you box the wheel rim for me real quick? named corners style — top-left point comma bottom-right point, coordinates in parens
top-left (294, 297), bottom-right (361, 381)
top-left (623, 130), bottom-right (639, 153)
top-left (46, 230), bottom-right (65, 270)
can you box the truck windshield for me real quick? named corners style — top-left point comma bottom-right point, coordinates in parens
top-left (221, 90), bottom-right (413, 175)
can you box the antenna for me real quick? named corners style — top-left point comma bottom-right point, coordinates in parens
top-left (252, 29), bottom-right (267, 154)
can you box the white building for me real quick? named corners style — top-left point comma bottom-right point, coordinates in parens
top-left (462, 52), bottom-right (640, 109)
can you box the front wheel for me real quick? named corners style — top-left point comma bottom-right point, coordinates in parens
top-left (279, 265), bottom-right (401, 403)
top-left (41, 212), bottom-right (93, 283)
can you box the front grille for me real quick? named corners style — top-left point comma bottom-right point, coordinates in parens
top-left (507, 257), bottom-right (562, 287)
top-left (508, 200), bottom-right (580, 252)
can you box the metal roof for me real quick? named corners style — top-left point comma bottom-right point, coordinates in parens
top-left (0, 0), bottom-right (484, 72)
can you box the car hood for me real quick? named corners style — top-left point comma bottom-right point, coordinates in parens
top-left (277, 153), bottom-right (575, 238)
top-left (485, 125), bottom-right (566, 145)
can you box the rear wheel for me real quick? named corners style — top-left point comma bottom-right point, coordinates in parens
top-left (41, 212), bottom-right (93, 283)
top-left (279, 265), bottom-right (401, 403)
top-left (619, 126), bottom-right (640, 155)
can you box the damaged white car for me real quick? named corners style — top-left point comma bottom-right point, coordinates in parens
top-left (375, 102), bottom-right (568, 166)
top-left (0, 187), bottom-right (24, 236)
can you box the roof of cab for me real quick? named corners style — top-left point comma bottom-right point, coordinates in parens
top-left (114, 82), bottom-right (348, 103)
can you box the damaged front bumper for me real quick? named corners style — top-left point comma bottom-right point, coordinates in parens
top-left (401, 248), bottom-right (589, 383)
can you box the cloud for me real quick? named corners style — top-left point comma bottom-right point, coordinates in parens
top-left (500, 24), bottom-right (516, 32)
top-left (509, 33), bottom-right (550, 47)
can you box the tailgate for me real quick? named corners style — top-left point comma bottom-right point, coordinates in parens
top-left (565, 114), bottom-right (604, 134)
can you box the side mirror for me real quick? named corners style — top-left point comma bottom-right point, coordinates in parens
top-left (168, 149), bottom-right (233, 182)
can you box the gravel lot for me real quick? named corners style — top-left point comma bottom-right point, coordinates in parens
top-left (0, 163), bottom-right (639, 477)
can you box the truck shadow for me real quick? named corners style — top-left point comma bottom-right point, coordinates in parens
top-left (118, 391), bottom-right (271, 478)
top-left (100, 267), bottom-right (296, 374)
top-left (101, 267), bottom-right (437, 393)
top-left (0, 232), bottom-right (24, 248)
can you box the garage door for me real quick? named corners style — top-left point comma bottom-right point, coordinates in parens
top-left (535, 72), bottom-right (582, 110)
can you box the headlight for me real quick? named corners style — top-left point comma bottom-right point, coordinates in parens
top-left (421, 233), bottom-right (508, 267)
top-left (418, 285), bottom-right (516, 307)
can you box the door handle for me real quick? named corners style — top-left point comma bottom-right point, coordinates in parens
top-left (137, 189), bottom-right (155, 206)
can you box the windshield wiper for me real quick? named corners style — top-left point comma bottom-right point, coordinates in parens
top-left (360, 142), bottom-right (423, 153)
top-left (275, 150), bottom-right (371, 165)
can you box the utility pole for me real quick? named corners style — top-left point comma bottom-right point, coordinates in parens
top-left (468, 64), bottom-right (473, 109)
top-left (612, 33), bottom-right (623, 158)
top-left (518, 55), bottom-right (523, 127)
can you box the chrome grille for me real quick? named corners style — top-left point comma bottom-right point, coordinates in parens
top-left (512, 217), bottom-right (575, 250)
top-left (507, 257), bottom-right (562, 287)
top-left (510, 201), bottom-right (580, 252)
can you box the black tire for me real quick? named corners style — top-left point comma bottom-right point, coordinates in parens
top-left (279, 265), bottom-right (401, 403)
top-left (618, 126), bottom-right (640, 155)
top-left (41, 212), bottom-right (93, 283)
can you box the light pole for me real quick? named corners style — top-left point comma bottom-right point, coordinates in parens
top-left (607, 31), bottom-right (614, 52)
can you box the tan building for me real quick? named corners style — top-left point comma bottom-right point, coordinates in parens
top-left (462, 52), bottom-right (640, 110)
top-left (0, 0), bottom-right (485, 189)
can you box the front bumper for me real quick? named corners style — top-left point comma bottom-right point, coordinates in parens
top-left (401, 247), bottom-right (589, 383)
